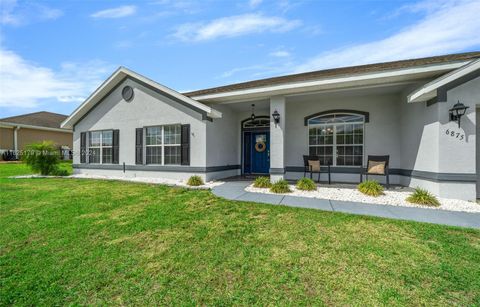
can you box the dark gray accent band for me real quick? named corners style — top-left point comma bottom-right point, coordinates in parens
top-left (285, 166), bottom-right (476, 182)
top-left (304, 109), bottom-right (370, 126)
top-left (131, 77), bottom-right (211, 119)
top-left (395, 169), bottom-right (476, 182)
top-left (72, 75), bottom-right (213, 129)
top-left (74, 164), bottom-right (240, 173)
top-left (437, 69), bottom-right (480, 102)
top-left (269, 168), bottom-right (286, 174)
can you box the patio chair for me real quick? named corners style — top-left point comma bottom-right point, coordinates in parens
top-left (303, 155), bottom-right (331, 184)
top-left (360, 155), bottom-right (390, 188)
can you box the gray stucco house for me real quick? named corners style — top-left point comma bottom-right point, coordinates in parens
top-left (62, 52), bottom-right (480, 201)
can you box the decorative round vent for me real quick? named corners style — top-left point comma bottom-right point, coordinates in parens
top-left (122, 86), bottom-right (134, 102)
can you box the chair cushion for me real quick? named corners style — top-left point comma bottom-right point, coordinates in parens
top-left (308, 160), bottom-right (321, 172)
top-left (367, 161), bottom-right (386, 175)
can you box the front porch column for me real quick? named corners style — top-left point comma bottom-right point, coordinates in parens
top-left (270, 96), bottom-right (286, 181)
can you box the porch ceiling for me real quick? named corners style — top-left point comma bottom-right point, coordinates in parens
top-left (211, 82), bottom-right (415, 110)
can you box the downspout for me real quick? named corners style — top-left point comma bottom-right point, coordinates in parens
top-left (13, 126), bottom-right (20, 159)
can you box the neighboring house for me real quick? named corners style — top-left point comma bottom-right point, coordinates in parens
top-left (61, 52), bottom-right (480, 200)
top-left (0, 111), bottom-right (73, 159)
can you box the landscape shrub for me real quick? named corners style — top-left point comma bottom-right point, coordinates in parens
top-left (253, 176), bottom-right (272, 188)
top-left (270, 179), bottom-right (292, 194)
top-left (406, 188), bottom-right (440, 207)
top-left (22, 141), bottom-right (60, 175)
top-left (357, 180), bottom-right (384, 197)
top-left (296, 177), bottom-right (317, 191)
top-left (187, 175), bottom-right (204, 186)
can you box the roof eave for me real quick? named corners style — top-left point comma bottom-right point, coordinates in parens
top-left (0, 121), bottom-right (72, 132)
top-left (408, 59), bottom-right (480, 103)
top-left (191, 61), bottom-right (471, 103)
top-left (61, 67), bottom-right (222, 129)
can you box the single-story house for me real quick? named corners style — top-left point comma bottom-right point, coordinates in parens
top-left (61, 52), bottom-right (480, 201)
top-left (1, 111), bottom-right (73, 159)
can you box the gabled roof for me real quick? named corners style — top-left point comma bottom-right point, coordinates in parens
top-left (408, 58), bottom-right (480, 103)
top-left (61, 67), bottom-right (222, 129)
top-left (0, 111), bottom-right (70, 131)
top-left (185, 51), bottom-right (480, 101)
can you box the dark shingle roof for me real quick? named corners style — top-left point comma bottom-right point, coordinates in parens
top-left (184, 51), bottom-right (480, 97)
top-left (0, 111), bottom-right (69, 129)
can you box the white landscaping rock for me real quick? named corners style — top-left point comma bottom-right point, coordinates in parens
top-left (245, 184), bottom-right (480, 213)
top-left (10, 173), bottom-right (224, 190)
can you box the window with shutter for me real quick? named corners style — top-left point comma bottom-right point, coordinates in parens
top-left (135, 128), bottom-right (143, 165)
top-left (80, 132), bottom-right (86, 163)
top-left (181, 124), bottom-right (190, 166)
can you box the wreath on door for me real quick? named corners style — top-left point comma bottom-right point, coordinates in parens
top-left (255, 141), bottom-right (266, 152)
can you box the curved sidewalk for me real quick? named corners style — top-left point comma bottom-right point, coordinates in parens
top-left (212, 181), bottom-right (480, 229)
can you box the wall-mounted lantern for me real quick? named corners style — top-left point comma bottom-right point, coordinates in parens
top-left (449, 100), bottom-right (469, 128)
top-left (251, 104), bottom-right (256, 121)
top-left (272, 110), bottom-right (280, 126)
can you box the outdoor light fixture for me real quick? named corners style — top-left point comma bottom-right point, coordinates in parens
top-left (449, 100), bottom-right (469, 128)
top-left (251, 104), bottom-right (256, 120)
top-left (272, 110), bottom-right (280, 126)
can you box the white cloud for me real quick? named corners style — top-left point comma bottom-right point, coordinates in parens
top-left (90, 5), bottom-right (137, 19)
top-left (249, 0), bottom-right (263, 8)
top-left (269, 50), bottom-right (290, 57)
top-left (294, 0), bottom-right (480, 73)
top-left (173, 13), bottom-right (301, 42)
top-left (1, 0), bottom-right (63, 26)
top-left (0, 48), bottom-right (112, 108)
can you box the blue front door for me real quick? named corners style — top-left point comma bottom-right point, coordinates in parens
top-left (250, 132), bottom-right (270, 173)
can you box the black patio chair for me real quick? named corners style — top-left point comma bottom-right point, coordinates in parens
top-left (303, 155), bottom-right (331, 184)
top-left (360, 155), bottom-right (390, 188)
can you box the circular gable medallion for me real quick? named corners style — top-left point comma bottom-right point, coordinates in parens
top-left (122, 86), bottom-right (134, 102)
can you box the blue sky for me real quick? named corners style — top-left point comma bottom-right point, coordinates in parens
top-left (1, 0), bottom-right (480, 118)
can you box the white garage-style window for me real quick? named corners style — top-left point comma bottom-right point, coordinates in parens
top-left (145, 125), bottom-right (181, 165)
top-left (89, 130), bottom-right (113, 164)
top-left (308, 113), bottom-right (365, 166)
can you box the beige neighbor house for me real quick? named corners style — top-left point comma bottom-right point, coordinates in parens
top-left (62, 52), bottom-right (480, 200)
top-left (0, 111), bottom-right (73, 160)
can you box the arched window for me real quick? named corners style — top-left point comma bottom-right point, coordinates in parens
top-left (307, 113), bottom-right (365, 166)
top-left (242, 117), bottom-right (270, 129)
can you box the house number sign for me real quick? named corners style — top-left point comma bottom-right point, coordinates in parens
top-left (445, 129), bottom-right (465, 141)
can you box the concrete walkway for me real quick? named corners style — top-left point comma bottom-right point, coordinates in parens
top-left (212, 181), bottom-right (480, 229)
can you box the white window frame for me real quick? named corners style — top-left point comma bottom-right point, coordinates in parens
top-left (145, 125), bottom-right (181, 165)
top-left (308, 113), bottom-right (365, 167)
top-left (88, 130), bottom-right (113, 164)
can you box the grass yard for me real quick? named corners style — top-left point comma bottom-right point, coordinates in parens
top-left (0, 163), bottom-right (479, 305)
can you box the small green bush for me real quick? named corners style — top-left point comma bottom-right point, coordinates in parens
top-left (51, 168), bottom-right (69, 176)
top-left (358, 180), bottom-right (384, 197)
top-left (406, 188), bottom-right (440, 207)
top-left (187, 175), bottom-right (204, 186)
top-left (296, 177), bottom-right (316, 191)
top-left (270, 179), bottom-right (292, 194)
top-left (253, 176), bottom-right (272, 188)
top-left (22, 141), bottom-right (60, 175)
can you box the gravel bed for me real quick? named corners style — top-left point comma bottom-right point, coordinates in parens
top-left (245, 184), bottom-right (480, 213)
top-left (11, 174), bottom-right (223, 190)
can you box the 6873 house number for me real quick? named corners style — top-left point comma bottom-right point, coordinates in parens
top-left (445, 129), bottom-right (465, 141)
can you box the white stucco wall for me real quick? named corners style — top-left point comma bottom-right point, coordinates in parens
top-left (205, 104), bottom-right (239, 167)
top-left (284, 92), bottom-right (402, 168)
top-left (73, 78), bottom-right (207, 168)
top-left (398, 77), bottom-right (479, 200)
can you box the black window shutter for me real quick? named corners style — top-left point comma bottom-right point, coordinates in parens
top-left (112, 129), bottom-right (119, 164)
top-left (135, 128), bottom-right (143, 165)
top-left (80, 132), bottom-right (86, 163)
top-left (181, 124), bottom-right (190, 165)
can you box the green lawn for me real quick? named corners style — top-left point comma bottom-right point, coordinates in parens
top-left (0, 164), bottom-right (479, 305)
